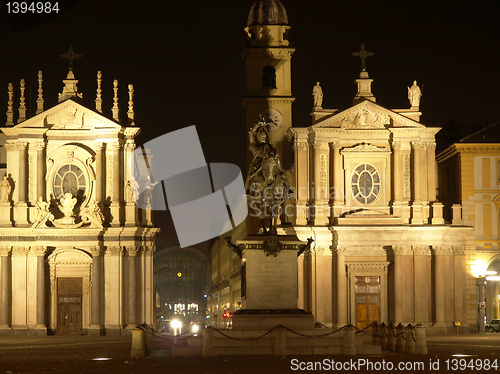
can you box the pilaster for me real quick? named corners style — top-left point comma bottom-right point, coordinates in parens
top-left (331, 142), bottom-right (344, 218)
top-left (293, 142), bottom-right (309, 225)
top-left (312, 141), bottom-right (329, 225)
top-left (332, 246), bottom-right (347, 328)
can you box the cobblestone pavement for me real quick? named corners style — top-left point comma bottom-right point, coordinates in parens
top-left (0, 332), bottom-right (500, 373)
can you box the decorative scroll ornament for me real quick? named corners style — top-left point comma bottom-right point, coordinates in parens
top-left (341, 142), bottom-right (388, 153)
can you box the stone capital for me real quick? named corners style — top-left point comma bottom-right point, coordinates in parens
top-left (426, 143), bottom-right (436, 151)
top-left (95, 142), bottom-right (105, 151)
top-left (125, 246), bottom-right (139, 256)
top-left (29, 246), bottom-right (47, 256)
top-left (329, 141), bottom-right (341, 151)
top-left (392, 141), bottom-right (402, 151)
top-left (123, 142), bottom-right (136, 152)
top-left (411, 141), bottom-right (425, 150)
top-left (312, 141), bottom-right (329, 151)
top-left (453, 246), bottom-right (466, 256)
top-left (31, 142), bottom-right (46, 151)
top-left (433, 245), bottom-right (454, 256)
top-left (107, 141), bottom-right (122, 151)
top-left (332, 246), bottom-right (347, 255)
top-left (293, 142), bottom-right (309, 151)
top-left (11, 246), bottom-right (29, 255)
top-left (412, 245), bottom-right (431, 256)
top-left (88, 246), bottom-right (103, 256)
top-left (393, 245), bottom-right (412, 255)
top-left (0, 246), bottom-right (11, 256)
top-left (105, 246), bottom-right (123, 256)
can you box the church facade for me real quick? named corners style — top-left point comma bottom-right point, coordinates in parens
top-left (0, 61), bottom-right (158, 335)
top-left (208, 0), bottom-right (478, 332)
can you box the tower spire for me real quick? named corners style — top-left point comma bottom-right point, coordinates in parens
top-left (95, 71), bottom-right (103, 113)
top-left (112, 79), bottom-right (119, 122)
top-left (18, 78), bottom-right (26, 123)
top-left (36, 70), bottom-right (44, 114)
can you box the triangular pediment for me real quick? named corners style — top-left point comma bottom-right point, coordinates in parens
top-left (4, 99), bottom-right (121, 131)
top-left (312, 100), bottom-right (425, 129)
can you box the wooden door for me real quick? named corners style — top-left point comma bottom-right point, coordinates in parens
top-left (57, 278), bottom-right (82, 334)
top-left (355, 276), bottom-right (380, 330)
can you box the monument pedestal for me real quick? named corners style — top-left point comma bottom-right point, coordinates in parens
top-left (231, 234), bottom-right (314, 330)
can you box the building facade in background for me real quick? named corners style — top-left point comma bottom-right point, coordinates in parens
top-left (0, 63), bottom-right (159, 335)
top-left (437, 123), bottom-right (500, 324)
top-left (208, 0), bottom-right (480, 332)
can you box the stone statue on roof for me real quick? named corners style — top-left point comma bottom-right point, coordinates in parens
top-left (408, 80), bottom-right (422, 109)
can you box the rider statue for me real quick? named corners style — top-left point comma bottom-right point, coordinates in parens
top-left (245, 118), bottom-right (292, 235)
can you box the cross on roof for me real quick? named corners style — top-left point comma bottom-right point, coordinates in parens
top-left (352, 43), bottom-right (374, 71)
top-left (60, 45), bottom-right (82, 71)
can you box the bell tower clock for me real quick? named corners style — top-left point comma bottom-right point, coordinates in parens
top-left (243, 0), bottom-right (295, 170)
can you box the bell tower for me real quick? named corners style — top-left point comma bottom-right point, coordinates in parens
top-left (243, 0), bottom-right (295, 170)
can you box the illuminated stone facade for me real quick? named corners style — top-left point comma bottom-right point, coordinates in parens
top-left (208, 0), bottom-right (478, 332)
top-left (0, 68), bottom-right (159, 335)
top-left (437, 124), bottom-right (500, 323)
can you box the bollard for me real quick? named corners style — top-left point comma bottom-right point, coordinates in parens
top-left (131, 328), bottom-right (146, 358)
top-left (387, 323), bottom-right (396, 352)
top-left (378, 323), bottom-right (387, 350)
top-left (371, 322), bottom-right (378, 345)
top-left (202, 327), bottom-right (214, 357)
top-left (274, 326), bottom-right (287, 356)
top-left (395, 323), bottom-right (405, 353)
top-left (342, 325), bottom-right (356, 356)
top-left (404, 324), bottom-right (415, 354)
top-left (415, 325), bottom-right (427, 354)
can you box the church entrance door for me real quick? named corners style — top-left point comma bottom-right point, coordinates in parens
top-left (355, 276), bottom-right (380, 330)
top-left (57, 277), bottom-right (82, 334)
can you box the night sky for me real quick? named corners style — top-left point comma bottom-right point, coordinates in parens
top-left (1, 0), bottom-right (499, 247)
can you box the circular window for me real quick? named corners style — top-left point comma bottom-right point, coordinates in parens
top-left (53, 164), bottom-right (87, 200)
top-left (351, 164), bottom-right (380, 204)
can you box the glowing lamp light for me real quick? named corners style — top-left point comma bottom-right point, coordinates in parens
top-left (471, 260), bottom-right (488, 278)
top-left (191, 324), bottom-right (200, 333)
top-left (486, 276), bottom-right (500, 281)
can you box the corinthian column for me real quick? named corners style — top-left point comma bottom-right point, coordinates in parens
top-left (333, 246), bottom-right (347, 328)
top-left (89, 247), bottom-right (103, 334)
top-left (433, 246), bottom-right (449, 327)
top-left (126, 247), bottom-right (138, 329)
top-left (31, 246), bottom-right (47, 332)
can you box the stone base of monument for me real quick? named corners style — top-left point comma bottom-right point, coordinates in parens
top-left (231, 309), bottom-right (315, 330)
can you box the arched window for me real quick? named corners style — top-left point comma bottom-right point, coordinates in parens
top-left (262, 66), bottom-right (276, 89)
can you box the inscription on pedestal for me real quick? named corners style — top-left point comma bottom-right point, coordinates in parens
top-left (243, 249), bottom-right (298, 309)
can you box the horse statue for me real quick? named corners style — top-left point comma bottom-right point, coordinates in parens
top-left (245, 119), bottom-right (293, 235)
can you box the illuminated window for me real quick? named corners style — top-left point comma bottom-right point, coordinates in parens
top-left (351, 164), bottom-right (380, 204)
top-left (54, 164), bottom-right (86, 199)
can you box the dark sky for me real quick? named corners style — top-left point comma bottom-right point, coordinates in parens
top-left (1, 0), bottom-right (499, 246)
